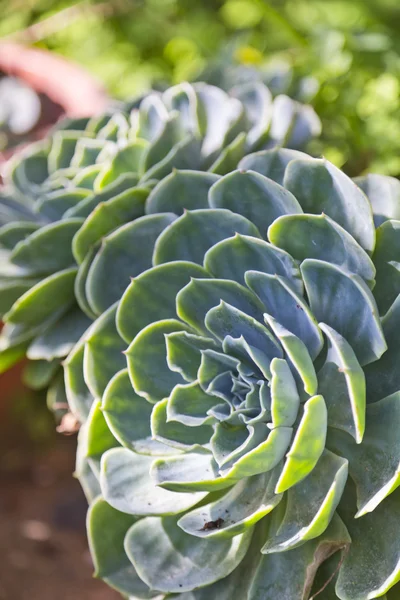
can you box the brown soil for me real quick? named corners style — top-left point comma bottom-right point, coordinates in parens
top-left (0, 391), bottom-right (120, 600)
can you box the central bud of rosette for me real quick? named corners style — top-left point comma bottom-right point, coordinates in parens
top-left (122, 260), bottom-right (328, 498)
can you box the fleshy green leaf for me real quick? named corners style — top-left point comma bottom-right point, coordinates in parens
top-left (103, 369), bottom-right (176, 455)
top-left (100, 447), bottom-right (206, 515)
top-left (270, 94), bottom-right (321, 149)
top-left (238, 148), bottom-right (308, 185)
top-left (126, 319), bottom-right (189, 403)
top-left (4, 267), bottom-right (76, 326)
top-left (166, 332), bottom-right (218, 382)
top-left (194, 83), bottom-right (245, 159)
top-left (0, 221), bottom-right (39, 250)
top-left (146, 169), bottom-right (219, 215)
top-left (70, 138), bottom-right (104, 169)
top-left (246, 271), bottom-right (323, 359)
top-left (153, 208), bottom-right (261, 266)
top-left (318, 323), bottom-right (366, 443)
top-left (141, 135), bottom-right (202, 183)
top-left (96, 140), bottom-right (149, 187)
top-left (232, 81), bottom-right (272, 149)
top-left (204, 233), bottom-right (302, 292)
top-left (72, 187), bottom-right (149, 264)
top-left (205, 301), bottom-right (282, 378)
top-left (178, 467), bottom-right (282, 539)
top-left (248, 514), bottom-right (350, 600)
top-left (12, 220), bottom-right (85, 277)
top-left (74, 246), bottom-right (98, 319)
top-left (87, 497), bottom-right (156, 598)
top-left (37, 189), bottom-right (89, 220)
top-left (85, 213), bottom-right (176, 314)
top-left (284, 158), bottom-right (375, 252)
top-left (48, 131), bottom-right (81, 172)
top-left (336, 484), bottom-right (400, 600)
top-left (0, 277), bottom-right (39, 319)
top-left (22, 358), bottom-right (60, 390)
top-left (117, 261), bottom-right (209, 344)
top-left (372, 220), bottom-right (400, 315)
top-left (177, 278), bottom-right (265, 336)
top-left (265, 315), bottom-right (318, 396)
top-left (67, 173), bottom-right (140, 219)
top-left (269, 213), bottom-right (375, 284)
top-left (151, 451), bottom-right (236, 492)
top-left (220, 426), bottom-right (293, 480)
top-left (209, 170), bottom-right (301, 236)
top-left (208, 132), bottom-right (247, 175)
top-left (27, 306), bottom-right (91, 361)
top-left (64, 338), bottom-right (94, 421)
top-left (270, 357), bottom-right (300, 427)
top-left (355, 173), bottom-right (400, 227)
top-left (0, 342), bottom-right (27, 373)
top-left (83, 303), bottom-right (126, 399)
top-left (151, 398), bottom-right (213, 450)
top-left (124, 513), bottom-right (253, 593)
top-left (262, 450), bottom-right (348, 553)
top-left (167, 381), bottom-right (218, 426)
top-left (86, 400), bottom-right (119, 458)
top-left (327, 392), bottom-right (400, 517)
top-left (275, 395), bottom-right (327, 493)
top-left (365, 294), bottom-right (400, 402)
top-left (301, 259), bottom-right (387, 366)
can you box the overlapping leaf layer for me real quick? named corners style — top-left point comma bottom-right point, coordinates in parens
top-left (0, 81), bottom-right (318, 418)
top-left (4, 79), bottom-right (400, 599)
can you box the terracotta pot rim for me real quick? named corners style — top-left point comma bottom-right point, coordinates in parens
top-left (0, 42), bottom-right (109, 117)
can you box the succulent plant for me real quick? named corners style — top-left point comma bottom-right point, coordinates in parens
top-left (66, 150), bottom-right (400, 600)
top-left (3, 71), bottom-right (400, 599)
top-left (2, 74), bottom-right (400, 599)
top-left (0, 81), bottom-right (319, 417)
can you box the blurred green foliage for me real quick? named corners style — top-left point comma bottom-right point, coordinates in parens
top-left (1, 0), bottom-right (400, 176)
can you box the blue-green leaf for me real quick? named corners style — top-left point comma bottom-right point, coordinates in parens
top-left (301, 259), bottom-right (386, 366)
top-left (85, 213), bottom-right (176, 314)
top-left (100, 447), bottom-right (205, 515)
top-left (117, 261), bottom-right (208, 343)
top-left (262, 450), bottom-right (347, 553)
top-left (249, 514), bottom-right (349, 600)
top-left (269, 213), bottom-right (375, 284)
top-left (327, 392), bottom-right (400, 517)
top-left (209, 170), bottom-right (301, 237)
top-left (355, 173), bottom-right (400, 227)
top-left (178, 468), bottom-right (282, 539)
top-left (146, 169), bottom-right (219, 215)
top-left (318, 323), bottom-right (366, 443)
top-left (83, 303), bottom-right (126, 399)
top-left (238, 148), bottom-right (308, 185)
top-left (246, 271), bottom-right (323, 359)
top-left (103, 369), bottom-right (176, 455)
top-left (72, 187), bottom-right (149, 264)
top-left (126, 319), bottom-right (189, 403)
top-left (284, 158), bottom-right (375, 252)
top-left (177, 278), bottom-right (265, 336)
top-left (264, 315), bottom-right (318, 395)
top-left (87, 497), bottom-right (156, 598)
top-left (124, 514), bottom-right (253, 593)
top-left (153, 208), bottom-right (261, 266)
top-left (275, 395), bottom-right (327, 493)
top-left (204, 234), bottom-right (302, 292)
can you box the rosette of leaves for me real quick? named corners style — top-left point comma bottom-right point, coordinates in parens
top-left (0, 81), bottom-right (320, 416)
top-left (72, 152), bottom-right (400, 600)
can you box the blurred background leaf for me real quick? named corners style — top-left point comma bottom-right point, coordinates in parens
top-left (2, 0), bottom-right (400, 175)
